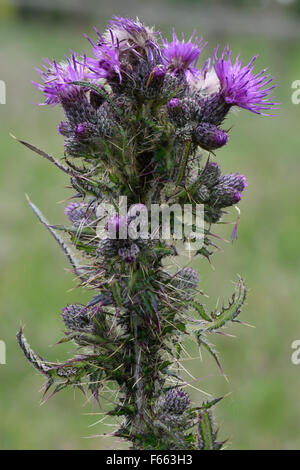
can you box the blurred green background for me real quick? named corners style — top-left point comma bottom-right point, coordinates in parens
top-left (0, 0), bottom-right (299, 450)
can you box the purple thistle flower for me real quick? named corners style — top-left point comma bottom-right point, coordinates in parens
top-left (213, 46), bottom-right (278, 115)
top-left (167, 98), bottom-right (181, 109)
top-left (34, 52), bottom-right (88, 106)
top-left (85, 28), bottom-right (122, 82)
top-left (161, 29), bottom-right (207, 79)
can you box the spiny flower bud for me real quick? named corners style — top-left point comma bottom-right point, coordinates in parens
top-left (175, 267), bottom-right (199, 290)
top-left (209, 185), bottom-right (242, 207)
top-left (62, 304), bottom-right (91, 330)
top-left (196, 92), bottom-right (231, 126)
top-left (65, 202), bottom-right (93, 226)
top-left (209, 173), bottom-right (247, 208)
top-left (218, 173), bottom-right (248, 192)
top-left (194, 122), bottom-right (228, 151)
top-left (163, 388), bottom-right (190, 414)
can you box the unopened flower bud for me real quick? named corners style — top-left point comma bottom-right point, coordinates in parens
top-left (62, 304), bottom-right (91, 330)
top-left (65, 201), bottom-right (93, 226)
top-left (175, 267), bottom-right (199, 290)
top-left (194, 122), bottom-right (228, 151)
top-left (163, 388), bottom-right (190, 414)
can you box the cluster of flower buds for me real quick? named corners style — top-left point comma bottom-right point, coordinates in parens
top-left (190, 161), bottom-right (248, 224)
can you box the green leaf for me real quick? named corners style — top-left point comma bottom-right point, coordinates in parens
top-left (196, 335), bottom-right (224, 375)
top-left (192, 301), bottom-right (212, 322)
top-left (196, 277), bottom-right (247, 332)
top-left (26, 196), bottom-right (87, 280)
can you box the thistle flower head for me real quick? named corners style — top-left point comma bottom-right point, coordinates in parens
top-left (161, 30), bottom-right (207, 79)
top-left (105, 16), bottom-right (158, 53)
top-left (213, 46), bottom-right (278, 115)
top-left (85, 29), bottom-right (122, 82)
top-left (34, 52), bottom-right (88, 106)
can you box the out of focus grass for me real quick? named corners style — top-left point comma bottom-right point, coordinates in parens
top-left (0, 14), bottom-right (299, 450)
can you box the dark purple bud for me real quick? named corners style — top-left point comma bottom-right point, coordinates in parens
top-left (175, 267), bottom-right (199, 289)
top-left (152, 66), bottom-right (166, 79)
top-left (74, 122), bottom-right (88, 138)
top-left (233, 191), bottom-right (242, 203)
top-left (194, 122), bottom-right (228, 151)
top-left (97, 237), bottom-right (118, 257)
top-left (167, 98), bottom-right (181, 109)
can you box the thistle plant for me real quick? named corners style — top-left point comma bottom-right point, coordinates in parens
top-left (16, 17), bottom-right (278, 450)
